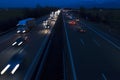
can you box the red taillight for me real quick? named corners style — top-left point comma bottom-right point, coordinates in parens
top-left (80, 30), bottom-right (83, 32)
top-left (71, 21), bottom-right (75, 24)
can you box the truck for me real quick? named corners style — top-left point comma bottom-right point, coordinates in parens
top-left (16, 18), bottom-right (36, 33)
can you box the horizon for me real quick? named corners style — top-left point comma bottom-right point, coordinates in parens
top-left (0, 0), bottom-right (120, 8)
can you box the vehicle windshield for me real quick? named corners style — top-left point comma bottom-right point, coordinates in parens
top-left (18, 25), bottom-right (25, 28)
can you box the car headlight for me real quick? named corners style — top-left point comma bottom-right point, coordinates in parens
top-left (18, 42), bottom-right (23, 46)
top-left (23, 30), bottom-right (26, 33)
top-left (12, 42), bottom-right (17, 46)
top-left (48, 26), bottom-right (50, 28)
top-left (17, 30), bottom-right (20, 33)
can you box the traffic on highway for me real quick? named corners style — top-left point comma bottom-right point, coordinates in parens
top-left (0, 9), bottom-right (120, 80)
top-left (0, 10), bottom-right (61, 80)
top-left (62, 10), bottom-right (120, 80)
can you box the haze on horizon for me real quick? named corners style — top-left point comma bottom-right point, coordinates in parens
top-left (0, 0), bottom-right (120, 8)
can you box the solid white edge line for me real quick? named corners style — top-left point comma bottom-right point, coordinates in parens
top-left (93, 39), bottom-right (100, 47)
top-left (84, 22), bottom-right (120, 50)
top-left (11, 64), bottom-right (20, 74)
top-left (1, 64), bottom-right (11, 75)
top-left (62, 12), bottom-right (77, 80)
top-left (80, 39), bottom-right (85, 46)
top-left (102, 73), bottom-right (107, 80)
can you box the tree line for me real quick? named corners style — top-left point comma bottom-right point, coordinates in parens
top-left (0, 6), bottom-right (58, 33)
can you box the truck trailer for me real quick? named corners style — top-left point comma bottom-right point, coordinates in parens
top-left (16, 18), bottom-right (36, 33)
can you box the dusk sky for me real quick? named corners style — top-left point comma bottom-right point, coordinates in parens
top-left (0, 0), bottom-right (119, 8)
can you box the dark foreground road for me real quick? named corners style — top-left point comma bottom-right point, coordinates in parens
top-left (0, 15), bottom-right (56, 80)
top-left (34, 15), bottom-right (64, 80)
top-left (0, 10), bottom-right (120, 80)
top-left (62, 12), bottom-right (120, 80)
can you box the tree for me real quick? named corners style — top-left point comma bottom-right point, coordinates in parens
top-left (79, 7), bottom-right (86, 18)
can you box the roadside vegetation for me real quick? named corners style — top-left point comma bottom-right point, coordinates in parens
top-left (0, 6), bottom-right (58, 34)
top-left (0, 9), bottom-right (24, 33)
top-left (78, 7), bottom-right (120, 39)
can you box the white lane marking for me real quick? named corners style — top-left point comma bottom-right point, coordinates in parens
top-left (62, 13), bottom-right (77, 80)
top-left (86, 24), bottom-right (120, 50)
top-left (1, 64), bottom-right (11, 75)
top-left (11, 64), bottom-right (20, 74)
top-left (19, 49), bottom-right (24, 54)
top-left (102, 73), bottom-right (107, 80)
top-left (80, 39), bottom-right (85, 46)
top-left (93, 39), bottom-right (100, 47)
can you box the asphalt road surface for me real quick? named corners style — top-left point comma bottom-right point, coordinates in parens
top-left (0, 15), bottom-right (57, 80)
top-left (62, 11), bottom-right (120, 80)
top-left (0, 10), bottom-right (120, 80)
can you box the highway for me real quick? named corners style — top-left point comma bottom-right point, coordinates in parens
top-left (62, 11), bottom-right (120, 80)
top-left (0, 14), bottom-right (57, 80)
top-left (0, 10), bottom-right (120, 80)
top-left (34, 14), bottom-right (64, 80)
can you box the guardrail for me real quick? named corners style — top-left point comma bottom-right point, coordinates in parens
top-left (34, 13), bottom-right (63, 80)
top-left (62, 12), bottom-right (77, 80)
top-left (24, 13), bottom-right (62, 80)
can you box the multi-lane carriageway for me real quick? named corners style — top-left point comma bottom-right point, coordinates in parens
top-left (0, 11), bottom-right (60, 80)
top-left (0, 10), bottom-right (120, 80)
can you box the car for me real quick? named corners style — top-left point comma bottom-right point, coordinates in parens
top-left (45, 24), bottom-right (50, 29)
top-left (12, 36), bottom-right (28, 46)
top-left (77, 27), bottom-right (86, 33)
top-left (68, 20), bottom-right (76, 25)
top-left (67, 15), bottom-right (73, 19)
top-left (76, 19), bottom-right (80, 22)
top-left (17, 26), bottom-right (29, 33)
top-left (43, 21), bottom-right (50, 29)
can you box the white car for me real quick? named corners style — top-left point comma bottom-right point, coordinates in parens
top-left (45, 25), bottom-right (50, 29)
top-left (43, 21), bottom-right (50, 29)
